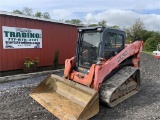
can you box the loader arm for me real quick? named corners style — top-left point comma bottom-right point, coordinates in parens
top-left (64, 40), bottom-right (143, 90)
top-left (93, 40), bottom-right (143, 90)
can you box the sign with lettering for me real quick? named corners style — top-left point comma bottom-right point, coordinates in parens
top-left (2, 26), bottom-right (42, 49)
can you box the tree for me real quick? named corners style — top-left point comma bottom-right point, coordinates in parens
top-left (12, 10), bottom-right (23, 14)
top-left (88, 24), bottom-right (98, 27)
top-left (87, 20), bottom-right (107, 27)
top-left (110, 25), bottom-right (120, 29)
top-left (12, 7), bottom-right (51, 19)
top-left (154, 32), bottom-right (160, 43)
top-left (53, 50), bottom-right (59, 69)
top-left (42, 12), bottom-right (51, 19)
top-left (59, 19), bottom-right (65, 22)
top-left (65, 19), bottom-right (82, 25)
top-left (22, 7), bottom-right (33, 16)
top-left (143, 37), bottom-right (159, 51)
top-left (35, 12), bottom-right (42, 17)
top-left (143, 31), bottom-right (160, 51)
top-left (125, 19), bottom-right (145, 41)
top-left (98, 20), bottom-right (107, 26)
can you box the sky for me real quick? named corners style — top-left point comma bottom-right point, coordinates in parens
top-left (0, 0), bottom-right (160, 31)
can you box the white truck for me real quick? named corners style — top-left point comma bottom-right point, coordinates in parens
top-left (153, 44), bottom-right (160, 59)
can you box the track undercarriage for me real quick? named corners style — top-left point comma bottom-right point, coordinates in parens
top-left (100, 66), bottom-right (140, 107)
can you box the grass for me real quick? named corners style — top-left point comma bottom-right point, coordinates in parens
top-left (142, 51), bottom-right (153, 55)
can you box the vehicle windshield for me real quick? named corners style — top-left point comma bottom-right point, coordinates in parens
top-left (158, 45), bottom-right (160, 51)
top-left (79, 32), bottom-right (100, 68)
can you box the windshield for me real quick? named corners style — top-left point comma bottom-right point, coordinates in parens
top-left (79, 32), bottom-right (100, 68)
top-left (158, 45), bottom-right (160, 51)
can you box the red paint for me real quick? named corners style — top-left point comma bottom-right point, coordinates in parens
top-left (93, 41), bottom-right (143, 90)
top-left (154, 55), bottom-right (160, 59)
top-left (64, 41), bottom-right (143, 90)
top-left (69, 64), bottom-right (96, 87)
top-left (0, 15), bottom-right (78, 71)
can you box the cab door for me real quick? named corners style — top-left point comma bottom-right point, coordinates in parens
top-left (101, 29), bottom-right (125, 59)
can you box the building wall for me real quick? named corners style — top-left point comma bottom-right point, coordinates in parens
top-left (0, 15), bottom-right (78, 71)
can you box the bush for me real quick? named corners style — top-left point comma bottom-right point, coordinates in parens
top-left (143, 37), bottom-right (159, 52)
top-left (24, 57), bottom-right (34, 68)
top-left (53, 50), bottom-right (59, 69)
top-left (24, 57), bottom-right (39, 68)
top-left (23, 57), bottom-right (39, 73)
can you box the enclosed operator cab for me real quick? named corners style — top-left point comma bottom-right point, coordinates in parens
top-left (76, 26), bottom-right (126, 73)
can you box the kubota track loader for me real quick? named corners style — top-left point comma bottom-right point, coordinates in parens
top-left (30, 27), bottom-right (143, 120)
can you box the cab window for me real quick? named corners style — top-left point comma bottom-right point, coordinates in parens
top-left (105, 32), bottom-right (123, 49)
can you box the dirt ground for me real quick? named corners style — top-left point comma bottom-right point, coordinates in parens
top-left (0, 52), bottom-right (160, 120)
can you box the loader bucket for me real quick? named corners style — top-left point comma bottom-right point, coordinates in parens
top-left (30, 74), bottom-right (99, 120)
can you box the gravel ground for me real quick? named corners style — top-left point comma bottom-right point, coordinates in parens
top-left (0, 52), bottom-right (160, 120)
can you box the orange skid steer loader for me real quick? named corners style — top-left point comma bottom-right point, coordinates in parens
top-left (30, 27), bottom-right (143, 120)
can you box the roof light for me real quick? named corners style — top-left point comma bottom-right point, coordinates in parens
top-left (97, 27), bottom-right (102, 31)
top-left (79, 29), bottom-right (82, 32)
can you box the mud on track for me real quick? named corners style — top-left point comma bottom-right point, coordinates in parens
top-left (0, 53), bottom-right (160, 120)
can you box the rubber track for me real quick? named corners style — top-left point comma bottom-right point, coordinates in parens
top-left (99, 66), bottom-right (140, 107)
